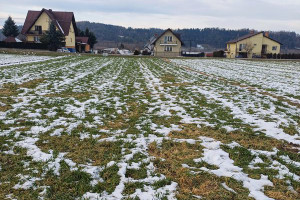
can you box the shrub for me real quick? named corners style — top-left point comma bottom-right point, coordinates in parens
top-left (213, 50), bottom-right (225, 57)
top-left (134, 50), bottom-right (140, 55)
top-left (142, 50), bottom-right (151, 55)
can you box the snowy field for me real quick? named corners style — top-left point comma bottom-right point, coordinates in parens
top-left (0, 55), bottom-right (299, 200)
top-left (0, 53), bottom-right (55, 67)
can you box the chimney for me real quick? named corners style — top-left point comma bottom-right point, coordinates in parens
top-left (265, 31), bottom-right (269, 37)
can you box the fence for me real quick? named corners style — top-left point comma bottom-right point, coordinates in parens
top-left (266, 53), bottom-right (300, 59)
top-left (182, 52), bottom-right (205, 57)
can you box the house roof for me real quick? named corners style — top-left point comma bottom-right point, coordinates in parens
top-left (76, 37), bottom-right (89, 44)
top-left (227, 32), bottom-right (282, 45)
top-left (151, 28), bottom-right (184, 45)
top-left (3, 36), bottom-right (22, 42)
top-left (21, 8), bottom-right (77, 36)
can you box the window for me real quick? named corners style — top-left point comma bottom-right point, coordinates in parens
top-left (164, 46), bottom-right (173, 52)
top-left (239, 44), bottom-right (246, 51)
top-left (34, 36), bottom-right (40, 42)
top-left (35, 25), bottom-right (42, 34)
top-left (272, 46), bottom-right (277, 51)
top-left (164, 36), bottom-right (173, 43)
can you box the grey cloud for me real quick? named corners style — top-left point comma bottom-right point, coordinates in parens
top-left (0, 0), bottom-right (299, 32)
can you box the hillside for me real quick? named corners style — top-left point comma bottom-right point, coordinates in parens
top-left (76, 21), bottom-right (300, 49)
top-left (1, 22), bottom-right (300, 50)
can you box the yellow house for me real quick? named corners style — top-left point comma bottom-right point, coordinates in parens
top-left (148, 29), bottom-right (183, 57)
top-left (225, 32), bottom-right (282, 58)
top-left (21, 8), bottom-right (78, 52)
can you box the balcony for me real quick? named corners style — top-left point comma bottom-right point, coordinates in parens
top-left (159, 40), bottom-right (178, 46)
top-left (27, 30), bottom-right (45, 35)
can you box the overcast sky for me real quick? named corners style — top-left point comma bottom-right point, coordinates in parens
top-left (1, 0), bottom-right (300, 33)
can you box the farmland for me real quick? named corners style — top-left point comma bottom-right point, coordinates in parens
top-left (0, 54), bottom-right (299, 200)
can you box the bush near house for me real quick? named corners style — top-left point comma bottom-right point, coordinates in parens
top-left (213, 50), bottom-right (225, 57)
top-left (142, 50), bottom-right (151, 55)
top-left (134, 50), bottom-right (140, 55)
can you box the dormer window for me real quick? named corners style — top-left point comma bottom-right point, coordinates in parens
top-left (35, 25), bottom-right (42, 34)
top-left (164, 36), bottom-right (173, 43)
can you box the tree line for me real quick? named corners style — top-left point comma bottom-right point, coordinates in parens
top-left (76, 21), bottom-right (300, 49)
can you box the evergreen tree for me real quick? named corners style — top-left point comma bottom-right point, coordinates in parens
top-left (85, 28), bottom-right (90, 38)
top-left (40, 21), bottom-right (65, 51)
top-left (2, 16), bottom-right (19, 37)
top-left (88, 32), bottom-right (97, 49)
top-left (82, 28), bottom-right (97, 49)
top-left (119, 43), bottom-right (125, 49)
top-left (77, 28), bottom-right (85, 36)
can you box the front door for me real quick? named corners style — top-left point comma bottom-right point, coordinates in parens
top-left (262, 45), bottom-right (267, 54)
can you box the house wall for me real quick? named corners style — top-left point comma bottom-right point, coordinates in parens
top-left (262, 37), bottom-right (281, 54)
top-left (226, 33), bottom-right (281, 58)
top-left (154, 30), bottom-right (182, 57)
top-left (65, 22), bottom-right (75, 49)
top-left (26, 12), bottom-right (51, 42)
top-left (236, 33), bottom-right (264, 58)
top-left (226, 43), bottom-right (237, 58)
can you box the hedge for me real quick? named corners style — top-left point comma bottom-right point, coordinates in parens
top-left (0, 41), bottom-right (48, 50)
top-left (266, 53), bottom-right (300, 59)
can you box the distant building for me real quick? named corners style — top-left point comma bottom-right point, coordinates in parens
top-left (205, 52), bottom-right (213, 57)
top-left (21, 8), bottom-right (78, 52)
top-left (197, 44), bottom-right (204, 49)
top-left (225, 31), bottom-right (282, 58)
top-left (76, 37), bottom-right (90, 52)
top-left (145, 28), bottom-right (183, 57)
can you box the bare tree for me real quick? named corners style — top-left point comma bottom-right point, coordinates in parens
top-left (244, 42), bottom-right (255, 58)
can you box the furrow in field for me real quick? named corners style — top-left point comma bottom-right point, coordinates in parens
top-left (1, 56), bottom-right (299, 200)
top-left (170, 59), bottom-right (300, 145)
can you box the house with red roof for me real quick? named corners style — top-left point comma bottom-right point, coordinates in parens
top-left (21, 8), bottom-right (78, 52)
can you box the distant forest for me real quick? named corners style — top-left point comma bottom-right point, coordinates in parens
top-left (1, 21), bottom-right (300, 49)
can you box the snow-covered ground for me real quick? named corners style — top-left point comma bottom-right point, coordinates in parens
top-left (0, 55), bottom-right (299, 200)
top-left (0, 53), bottom-right (56, 67)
